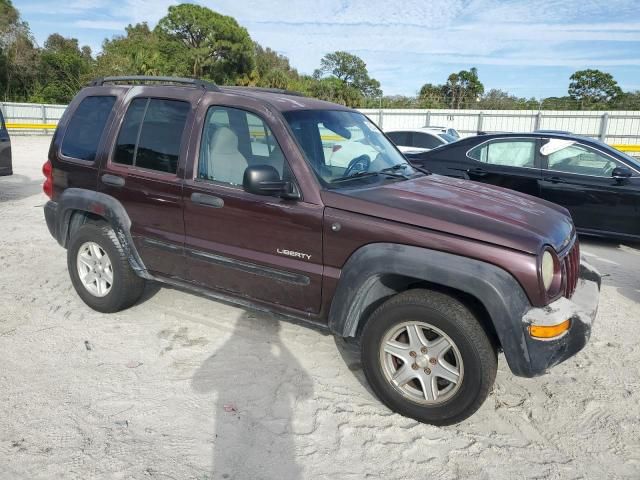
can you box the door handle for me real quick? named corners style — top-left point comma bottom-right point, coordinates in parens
top-left (190, 192), bottom-right (224, 208)
top-left (467, 167), bottom-right (488, 177)
top-left (542, 176), bottom-right (565, 184)
top-left (101, 174), bottom-right (125, 187)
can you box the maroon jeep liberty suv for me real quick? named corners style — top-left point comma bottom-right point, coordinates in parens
top-left (43, 76), bottom-right (601, 425)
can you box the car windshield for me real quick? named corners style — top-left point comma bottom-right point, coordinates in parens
top-left (438, 133), bottom-right (457, 143)
top-left (282, 110), bottom-right (417, 187)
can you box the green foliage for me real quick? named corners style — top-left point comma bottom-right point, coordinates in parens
top-left (569, 69), bottom-right (623, 108)
top-left (0, 0), bottom-right (38, 101)
top-left (95, 23), bottom-right (162, 77)
top-left (154, 4), bottom-right (254, 83)
top-left (2, 2), bottom-right (640, 110)
top-left (315, 51), bottom-right (382, 101)
top-left (30, 34), bottom-right (93, 103)
top-left (477, 89), bottom-right (539, 110)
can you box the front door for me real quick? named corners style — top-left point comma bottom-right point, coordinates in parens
top-left (99, 94), bottom-right (196, 277)
top-left (538, 140), bottom-right (640, 237)
top-left (182, 104), bottom-right (324, 313)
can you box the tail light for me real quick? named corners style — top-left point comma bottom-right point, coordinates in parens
top-left (42, 160), bottom-right (53, 199)
top-left (332, 144), bottom-right (342, 153)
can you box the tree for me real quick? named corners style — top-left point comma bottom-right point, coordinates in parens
top-left (0, 0), bottom-right (39, 101)
top-left (95, 23), bottom-right (162, 77)
top-left (568, 69), bottom-right (622, 107)
top-left (252, 43), bottom-right (299, 89)
top-left (316, 51), bottom-right (382, 99)
top-left (418, 83), bottom-right (447, 108)
top-left (444, 67), bottom-right (484, 109)
top-left (154, 4), bottom-right (254, 83)
top-left (30, 34), bottom-right (93, 103)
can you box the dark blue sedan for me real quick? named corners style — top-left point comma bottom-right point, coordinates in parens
top-left (403, 132), bottom-right (640, 241)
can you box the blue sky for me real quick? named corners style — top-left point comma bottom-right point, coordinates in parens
top-left (15, 0), bottom-right (640, 98)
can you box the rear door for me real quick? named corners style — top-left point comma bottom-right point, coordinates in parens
top-left (464, 138), bottom-right (543, 197)
top-left (182, 101), bottom-right (324, 313)
top-left (411, 132), bottom-right (446, 150)
top-left (0, 109), bottom-right (11, 175)
top-left (99, 89), bottom-right (199, 277)
top-left (538, 140), bottom-right (640, 236)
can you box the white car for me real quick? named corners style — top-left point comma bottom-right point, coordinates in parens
top-left (385, 127), bottom-right (459, 153)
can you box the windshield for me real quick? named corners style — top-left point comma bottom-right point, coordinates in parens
top-left (282, 110), bottom-right (417, 187)
top-left (438, 133), bottom-right (457, 143)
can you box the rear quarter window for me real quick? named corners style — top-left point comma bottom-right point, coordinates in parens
top-left (61, 96), bottom-right (116, 161)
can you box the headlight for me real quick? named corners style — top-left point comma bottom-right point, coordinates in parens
top-left (541, 250), bottom-right (555, 291)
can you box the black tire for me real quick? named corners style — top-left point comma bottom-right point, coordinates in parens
top-left (360, 289), bottom-right (497, 426)
top-left (67, 222), bottom-right (145, 313)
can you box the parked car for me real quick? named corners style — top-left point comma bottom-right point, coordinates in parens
top-left (405, 132), bottom-right (640, 241)
top-left (385, 127), bottom-right (457, 153)
top-left (0, 108), bottom-right (12, 176)
top-left (43, 77), bottom-right (600, 425)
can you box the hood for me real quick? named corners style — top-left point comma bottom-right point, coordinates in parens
top-left (321, 175), bottom-right (574, 254)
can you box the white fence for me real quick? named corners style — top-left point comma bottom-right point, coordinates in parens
top-left (359, 108), bottom-right (640, 146)
top-left (1, 101), bottom-right (639, 147)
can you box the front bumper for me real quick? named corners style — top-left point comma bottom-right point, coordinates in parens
top-left (519, 259), bottom-right (601, 376)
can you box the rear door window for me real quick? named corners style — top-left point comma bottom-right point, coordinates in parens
top-left (413, 132), bottom-right (444, 149)
top-left (386, 131), bottom-right (410, 146)
top-left (61, 96), bottom-right (116, 161)
top-left (113, 98), bottom-right (190, 174)
top-left (469, 140), bottom-right (536, 167)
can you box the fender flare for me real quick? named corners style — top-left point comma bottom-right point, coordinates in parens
top-left (47, 188), bottom-right (151, 278)
top-left (327, 243), bottom-right (534, 377)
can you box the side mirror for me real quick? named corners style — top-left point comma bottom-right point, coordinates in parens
top-left (243, 165), bottom-right (299, 199)
top-left (612, 166), bottom-right (632, 181)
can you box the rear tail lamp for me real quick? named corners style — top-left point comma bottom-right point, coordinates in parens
top-left (42, 160), bottom-right (53, 199)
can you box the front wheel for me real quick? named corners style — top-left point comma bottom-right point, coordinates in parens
top-left (360, 289), bottom-right (497, 425)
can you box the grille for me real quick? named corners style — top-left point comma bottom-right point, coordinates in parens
top-left (562, 239), bottom-right (580, 299)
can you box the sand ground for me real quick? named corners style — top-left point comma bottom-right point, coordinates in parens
top-left (1, 136), bottom-right (639, 479)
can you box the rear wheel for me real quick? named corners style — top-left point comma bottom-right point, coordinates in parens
top-left (361, 289), bottom-right (497, 425)
top-left (67, 222), bottom-right (145, 313)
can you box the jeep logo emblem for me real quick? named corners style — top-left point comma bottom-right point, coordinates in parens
top-left (277, 248), bottom-right (311, 261)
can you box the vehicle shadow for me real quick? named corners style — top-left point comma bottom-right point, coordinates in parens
top-left (0, 174), bottom-right (42, 203)
top-left (191, 311), bottom-right (314, 480)
top-left (579, 236), bottom-right (640, 304)
top-left (333, 336), bottom-right (378, 400)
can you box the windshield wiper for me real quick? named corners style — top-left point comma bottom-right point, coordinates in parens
top-left (330, 171), bottom-right (380, 184)
top-left (381, 163), bottom-right (431, 177)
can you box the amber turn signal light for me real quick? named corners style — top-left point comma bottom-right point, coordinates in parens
top-left (529, 319), bottom-right (571, 339)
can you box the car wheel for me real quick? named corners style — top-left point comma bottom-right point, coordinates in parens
top-left (360, 289), bottom-right (497, 425)
top-left (67, 222), bottom-right (145, 313)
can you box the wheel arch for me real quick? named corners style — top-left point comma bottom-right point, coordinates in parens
top-left (328, 243), bottom-right (534, 377)
top-left (51, 188), bottom-right (151, 279)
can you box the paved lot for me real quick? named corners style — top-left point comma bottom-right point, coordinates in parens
top-left (1, 136), bottom-right (639, 479)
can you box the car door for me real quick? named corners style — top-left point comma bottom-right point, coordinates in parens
top-left (0, 109), bottom-right (11, 175)
top-left (464, 138), bottom-right (543, 197)
top-left (182, 102), bottom-right (324, 313)
top-left (411, 132), bottom-right (446, 150)
top-left (99, 91), bottom-right (199, 278)
top-left (386, 131), bottom-right (411, 148)
top-left (538, 140), bottom-right (640, 237)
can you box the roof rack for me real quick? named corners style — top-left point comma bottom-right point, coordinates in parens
top-left (222, 86), bottom-right (306, 97)
top-left (89, 76), bottom-right (220, 91)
